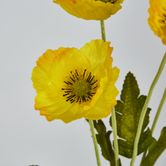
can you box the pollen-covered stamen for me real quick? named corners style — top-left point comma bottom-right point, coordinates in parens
top-left (62, 69), bottom-right (98, 104)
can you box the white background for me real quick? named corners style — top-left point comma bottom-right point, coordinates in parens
top-left (0, 0), bottom-right (166, 166)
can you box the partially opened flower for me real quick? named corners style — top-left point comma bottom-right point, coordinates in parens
top-left (54, 0), bottom-right (123, 20)
top-left (148, 0), bottom-right (166, 45)
top-left (32, 40), bottom-right (119, 123)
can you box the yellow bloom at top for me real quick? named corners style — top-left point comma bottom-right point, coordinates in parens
top-left (54, 0), bottom-right (123, 20)
top-left (32, 40), bottom-right (119, 123)
top-left (148, 0), bottom-right (166, 45)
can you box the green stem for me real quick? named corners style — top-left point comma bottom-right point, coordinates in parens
top-left (89, 120), bottom-right (101, 166)
top-left (151, 88), bottom-right (166, 134)
top-left (100, 19), bottom-right (120, 166)
top-left (100, 20), bottom-right (106, 41)
top-left (112, 108), bottom-right (119, 166)
top-left (130, 52), bottom-right (166, 166)
top-left (141, 88), bottom-right (166, 165)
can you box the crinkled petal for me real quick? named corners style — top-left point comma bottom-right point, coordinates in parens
top-left (84, 67), bottom-right (119, 119)
top-left (54, 0), bottom-right (123, 20)
top-left (148, 0), bottom-right (166, 45)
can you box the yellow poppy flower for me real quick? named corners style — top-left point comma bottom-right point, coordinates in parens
top-left (32, 40), bottom-right (119, 123)
top-left (54, 0), bottom-right (123, 20)
top-left (148, 0), bottom-right (166, 45)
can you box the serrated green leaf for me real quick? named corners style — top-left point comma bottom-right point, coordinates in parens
top-left (141, 127), bottom-right (166, 166)
top-left (94, 120), bottom-right (115, 166)
top-left (110, 72), bottom-right (154, 158)
top-left (94, 120), bottom-right (121, 166)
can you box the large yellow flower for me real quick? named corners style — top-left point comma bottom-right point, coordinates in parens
top-left (32, 40), bottom-right (119, 123)
top-left (148, 0), bottom-right (166, 45)
top-left (54, 0), bottom-right (123, 20)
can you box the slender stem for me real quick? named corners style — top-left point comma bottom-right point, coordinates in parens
top-left (151, 88), bottom-right (166, 133)
top-left (130, 52), bottom-right (166, 166)
top-left (100, 20), bottom-right (106, 41)
top-left (112, 108), bottom-right (119, 166)
top-left (89, 120), bottom-right (101, 166)
top-left (87, 19), bottom-right (106, 166)
top-left (141, 88), bottom-right (166, 165)
top-left (100, 19), bottom-right (120, 166)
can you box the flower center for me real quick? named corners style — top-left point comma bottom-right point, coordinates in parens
top-left (62, 69), bottom-right (98, 104)
top-left (162, 13), bottom-right (166, 24)
top-left (159, 8), bottom-right (166, 25)
top-left (96, 0), bottom-right (117, 4)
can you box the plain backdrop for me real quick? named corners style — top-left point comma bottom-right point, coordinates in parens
top-left (0, 0), bottom-right (166, 166)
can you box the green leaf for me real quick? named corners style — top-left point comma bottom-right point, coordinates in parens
top-left (141, 127), bottom-right (166, 166)
top-left (94, 120), bottom-right (121, 166)
top-left (110, 72), bottom-right (155, 158)
top-left (94, 120), bottom-right (115, 165)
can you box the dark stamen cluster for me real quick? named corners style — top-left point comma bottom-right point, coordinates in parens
top-left (162, 13), bottom-right (166, 23)
top-left (95, 0), bottom-right (117, 4)
top-left (62, 69), bottom-right (98, 104)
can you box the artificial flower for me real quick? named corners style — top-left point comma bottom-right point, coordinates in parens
top-left (148, 0), bottom-right (166, 45)
top-left (54, 0), bottom-right (123, 20)
top-left (32, 40), bottom-right (119, 123)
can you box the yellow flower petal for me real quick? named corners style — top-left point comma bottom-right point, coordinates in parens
top-left (54, 0), bottom-right (123, 20)
top-left (148, 0), bottom-right (166, 45)
top-left (32, 39), bottom-right (120, 123)
top-left (84, 67), bottom-right (119, 119)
